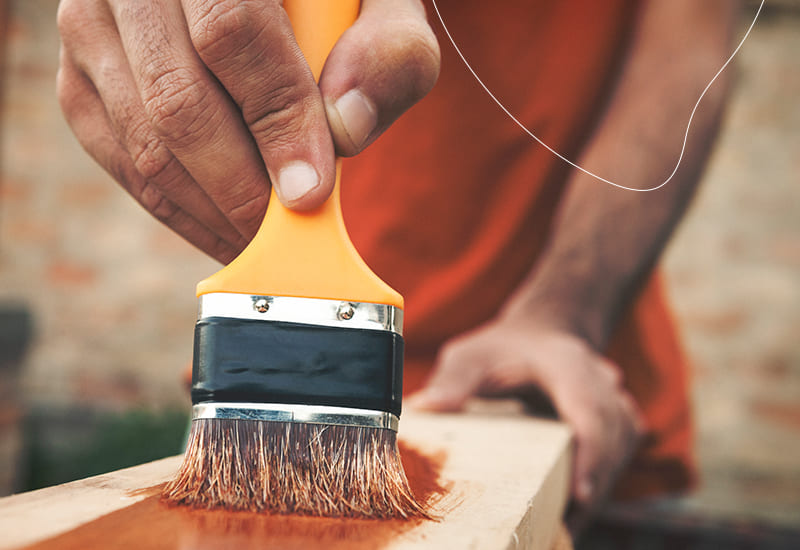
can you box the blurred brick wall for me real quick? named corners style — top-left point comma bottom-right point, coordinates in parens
top-left (662, 4), bottom-right (800, 527)
top-left (0, 0), bottom-right (218, 411)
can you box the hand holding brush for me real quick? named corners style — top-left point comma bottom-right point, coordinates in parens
top-left (56, 0), bottom-right (440, 262)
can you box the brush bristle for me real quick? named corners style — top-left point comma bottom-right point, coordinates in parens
top-left (162, 419), bottom-right (431, 519)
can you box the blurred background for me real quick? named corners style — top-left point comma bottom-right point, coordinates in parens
top-left (0, 0), bottom-right (797, 546)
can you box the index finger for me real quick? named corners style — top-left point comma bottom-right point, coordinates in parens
top-left (183, 0), bottom-right (337, 211)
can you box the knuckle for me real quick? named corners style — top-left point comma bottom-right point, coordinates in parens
top-left (118, 114), bottom-right (153, 156)
top-left (189, 0), bottom-right (264, 63)
top-left (402, 23), bottom-right (442, 94)
top-left (226, 192), bottom-right (268, 228)
top-left (570, 410), bottom-right (605, 447)
top-left (622, 396), bottom-right (646, 437)
top-left (435, 344), bottom-right (456, 369)
top-left (130, 135), bottom-right (175, 182)
top-left (373, 19), bottom-right (441, 100)
top-left (56, 66), bottom-right (77, 118)
top-left (210, 239), bottom-right (239, 265)
top-left (56, 0), bottom-right (82, 42)
top-left (438, 340), bottom-right (467, 367)
top-left (141, 65), bottom-right (212, 146)
top-left (138, 183), bottom-right (178, 223)
top-left (439, 339), bottom-right (458, 357)
top-left (601, 363), bottom-right (623, 387)
top-left (244, 84), bottom-right (308, 146)
top-left (106, 147), bottom-right (136, 188)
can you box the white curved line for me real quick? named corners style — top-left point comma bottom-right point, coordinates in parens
top-left (429, 0), bottom-right (764, 192)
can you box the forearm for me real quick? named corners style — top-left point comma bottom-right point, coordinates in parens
top-left (502, 0), bottom-right (739, 349)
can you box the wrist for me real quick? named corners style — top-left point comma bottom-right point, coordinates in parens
top-left (497, 277), bottom-right (616, 352)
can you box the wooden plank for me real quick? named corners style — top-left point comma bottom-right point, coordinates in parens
top-left (0, 409), bottom-right (571, 550)
top-left (0, 456), bottom-right (184, 547)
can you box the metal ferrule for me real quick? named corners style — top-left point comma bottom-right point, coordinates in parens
top-left (198, 293), bottom-right (403, 335)
top-left (193, 402), bottom-right (399, 431)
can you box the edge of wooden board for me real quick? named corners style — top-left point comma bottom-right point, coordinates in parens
top-left (395, 411), bottom-right (571, 550)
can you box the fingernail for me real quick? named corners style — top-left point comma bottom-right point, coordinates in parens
top-left (332, 89), bottom-right (377, 149)
top-left (277, 161), bottom-right (320, 206)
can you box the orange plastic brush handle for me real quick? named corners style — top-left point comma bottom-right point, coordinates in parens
top-left (196, 0), bottom-right (403, 309)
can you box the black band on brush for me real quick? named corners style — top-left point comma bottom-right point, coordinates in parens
top-left (191, 317), bottom-right (404, 417)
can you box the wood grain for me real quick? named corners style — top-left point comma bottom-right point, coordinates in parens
top-left (0, 410), bottom-right (571, 550)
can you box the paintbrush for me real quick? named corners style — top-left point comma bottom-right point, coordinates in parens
top-left (162, 0), bottom-right (427, 519)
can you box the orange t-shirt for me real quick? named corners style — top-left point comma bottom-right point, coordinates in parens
top-left (342, 0), bottom-right (695, 499)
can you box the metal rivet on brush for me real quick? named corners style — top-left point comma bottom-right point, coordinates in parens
top-left (337, 302), bottom-right (355, 320)
top-left (252, 297), bottom-right (270, 313)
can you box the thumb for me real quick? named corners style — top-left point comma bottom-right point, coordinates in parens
top-left (320, 0), bottom-right (441, 156)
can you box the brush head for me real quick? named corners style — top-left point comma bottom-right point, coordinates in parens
top-left (163, 293), bottom-right (426, 518)
top-left (162, 418), bottom-right (431, 519)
